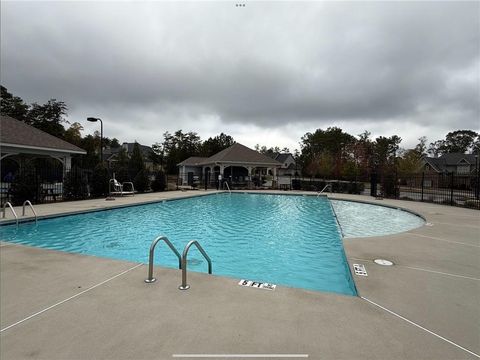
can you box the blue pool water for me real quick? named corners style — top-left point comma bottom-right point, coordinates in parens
top-left (0, 193), bottom-right (357, 296)
top-left (331, 200), bottom-right (425, 238)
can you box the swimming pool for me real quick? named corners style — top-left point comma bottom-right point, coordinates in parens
top-left (0, 194), bottom-right (424, 296)
top-left (1, 193), bottom-right (358, 295)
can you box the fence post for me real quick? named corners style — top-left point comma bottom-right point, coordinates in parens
top-left (421, 172), bottom-right (424, 202)
top-left (450, 172), bottom-right (454, 206)
top-left (370, 172), bottom-right (377, 197)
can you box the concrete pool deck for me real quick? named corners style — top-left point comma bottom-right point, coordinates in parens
top-left (1, 190), bottom-right (479, 359)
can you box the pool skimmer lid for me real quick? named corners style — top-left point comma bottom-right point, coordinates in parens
top-left (374, 259), bottom-right (394, 266)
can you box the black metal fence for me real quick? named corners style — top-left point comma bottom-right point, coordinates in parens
top-left (1, 166), bottom-right (91, 206)
top-left (2, 163), bottom-right (478, 210)
top-left (290, 177), bottom-right (365, 194)
top-left (0, 164), bottom-right (167, 206)
top-left (395, 173), bottom-right (479, 209)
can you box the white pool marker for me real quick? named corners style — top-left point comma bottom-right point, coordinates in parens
top-left (374, 259), bottom-right (394, 266)
top-left (353, 264), bottom-right (368, 276)
top-left (238, 279), bottom-right (276, 291)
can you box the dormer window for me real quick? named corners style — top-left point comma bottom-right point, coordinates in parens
top-left (457, 165), bottom-right (470, 174)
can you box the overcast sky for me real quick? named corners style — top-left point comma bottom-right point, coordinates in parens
top-left (1, 1), bottom-right (479, 152)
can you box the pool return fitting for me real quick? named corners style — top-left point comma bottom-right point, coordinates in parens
top-left (144, 236), bottom-right (212, 290)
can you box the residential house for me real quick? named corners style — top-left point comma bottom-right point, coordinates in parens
top-left (274, 153), bottom-right (298, 176)
top-left (104, 142), bottom-right (155, 171)
top-left (422, 153), bottom-right (478, 188)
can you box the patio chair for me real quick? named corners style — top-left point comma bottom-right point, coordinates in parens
top-left (109, 179), bottom-right (135, 197)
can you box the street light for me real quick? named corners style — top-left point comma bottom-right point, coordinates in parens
top-left (87, 117), bottom-right (103, 162)
top-left (475, 154), bottom-right (479, 200)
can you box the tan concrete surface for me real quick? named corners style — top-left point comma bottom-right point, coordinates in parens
top-left (0, 190), bottom-right (220, 225)
top-left (1, 191), bottom-right (479, 359)
top-left (0, 247), bottom-right (474, 360)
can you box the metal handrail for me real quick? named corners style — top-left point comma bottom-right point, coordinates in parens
top-left (179, 240), bottom-right (212, 290)
top-left (223, 181), bottom-right (231, 193)
top-left (145, 236), bottom-right (182, 283)
top-left (317, 183), bottom-right (332, 197)
top-left (2, 202), bottom-right (18, 227)
top-left (22, 200), bottom-right (38, 224)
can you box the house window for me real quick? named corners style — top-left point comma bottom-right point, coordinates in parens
top-left (457, 165), bottom-right (470, 174)
top-left (423, 179), bottom-right (432, 188)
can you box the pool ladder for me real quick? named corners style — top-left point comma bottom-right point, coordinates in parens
top-left (145, 235), bottom-right (212, 290)
top-left (317, 183), bottom-right (332, 197)
top-left (1, 200), bottom-right (37, 227)
top-left (223, 181), bottom-right (231, 193)
top-left (2, 202), bottom-right (18, 227)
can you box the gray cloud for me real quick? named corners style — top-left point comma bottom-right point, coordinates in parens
top-left (1, 1), bottom-right (479, 150)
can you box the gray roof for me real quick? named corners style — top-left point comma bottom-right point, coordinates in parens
top-left (424, 153), bottom-right (478, 172)
top-left (439, 153), bottom-right (477, 165)
top-left (177, 143), bottom-right (282, 167)
top-left (178, 157), bottom-right (209, 166)
top-left (275, 153), bottom-right (294, 163)
top-left (424, 157), bottom-right (444, 172)
top-left (201, 143), bottom-right (281, 165)
top-left (0, 115), bottom-right (86, 154)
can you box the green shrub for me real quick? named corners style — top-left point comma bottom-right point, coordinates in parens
top-left (92, 163), bottom-right (110, 197)
top-left (114, 166), bottom-right (130, 184)
top-left (10, 168), bottom-right (41, 205)
top-left (464, 200), bottom-right (480, 209)
top-left (151, 171), bottom-right (166, 192)
top-left (134, 169), bottom-right (150, 193)
top-left (63, 166), bottom-right (90, 200)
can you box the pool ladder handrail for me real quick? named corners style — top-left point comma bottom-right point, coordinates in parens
top-left (22, 200), bottom-right (38, 224)
top-left (145, 236), bottom-right (182, 283)
top-left (179, 240), bottom-right (212, 290)
top-left (317, 183), bottom-right (332, 197)
top-left (223, 181), bottom-right (231, 193)
top-left (2, 202), bottom-right (18, 227)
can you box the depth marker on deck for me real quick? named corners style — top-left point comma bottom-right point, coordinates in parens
top-left (238, 279), bottom-right (276, 290)
top-left (353, 264), bottom-right (368, 276)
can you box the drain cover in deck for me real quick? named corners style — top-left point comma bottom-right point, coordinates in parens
top-left (374, 259), bottom-right (394, 266)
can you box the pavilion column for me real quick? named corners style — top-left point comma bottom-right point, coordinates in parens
top-left (65, 156), bottom-right (72, 171)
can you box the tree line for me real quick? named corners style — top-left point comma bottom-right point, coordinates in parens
top-left (1, 85), bottom-right (479, 184)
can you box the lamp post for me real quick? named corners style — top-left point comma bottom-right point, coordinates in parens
top-left (87, 117), bottom-right (103, 163)
top-left (475, 154), bottom-right (479, 200)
